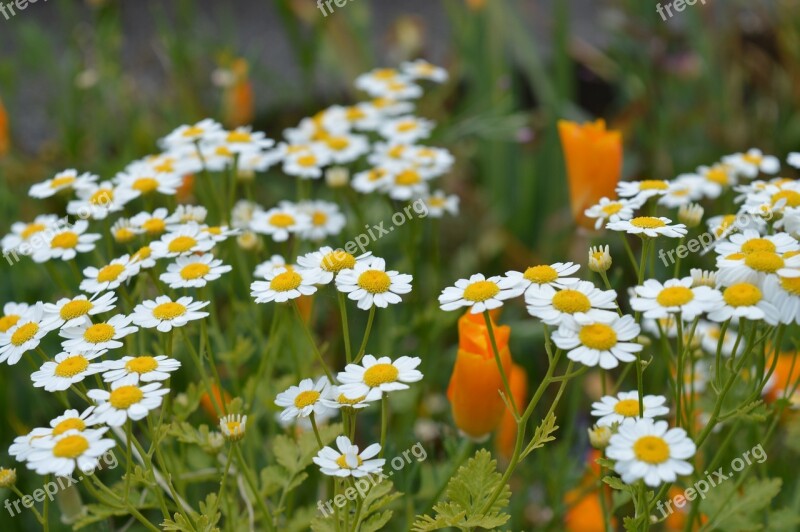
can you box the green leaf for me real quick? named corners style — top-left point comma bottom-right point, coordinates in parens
top-left (412, 449), bottom-right (510, 531)
top-left (521, 412), bottom-right (559, 459)
top-left (602, 475), bottom-right (632, 493)
top-left (767, 508), bottom-right (800, 530)
top-left (702, 478), bottom-right (782, 531)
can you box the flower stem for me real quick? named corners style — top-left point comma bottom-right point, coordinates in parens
top-left (483, 310), bottom-right (518, 416)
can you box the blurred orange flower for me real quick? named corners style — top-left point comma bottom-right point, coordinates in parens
top-left (0, 96), bottom-right (9, 158)
top-left (176, 174), bottom-right (195, 203)
top-left (496, 362), bottom-right (528, 459)
top-left (223, 59), bottom-right (254, 128)
top-left (447, 311), bottom-right (512, 440)
top-left (200, 384), bottom-right (231, 421)
top-left (558, 119), bottom-right (622, 228)
top-left (564, 488), bottom-right (608, 532)
top-left (765, 350), bottom-right (800, 404)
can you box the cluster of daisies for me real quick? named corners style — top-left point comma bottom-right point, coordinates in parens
top-left (435, 148), bottom-right (800, 488)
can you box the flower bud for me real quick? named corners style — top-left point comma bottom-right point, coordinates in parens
top-left (587, 425), bottom-right (612, 450)
top-left (325, 166), bottom-right (350, 188)
top-left (220, 414), bottom-right (247, 442)
top-left (0, 467), bottom-right (16, 488)
top-left (588, 245), bottom-right (612, 273)
top-left (678, 203), bottom-right (704, 228)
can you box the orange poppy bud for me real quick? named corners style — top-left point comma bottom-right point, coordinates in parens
top-left (564, 487), bottom-right (613, 532)
top-left (765, 351), bottom-right (800, 404)
top-left (175, 174), bottom-right (195, 203)
top-left (296, 294), bottom-right (314, 324)
top-left (558, 119), bottom-right (622, 228)
top-left (0, 96), bottom-right (9, 158)
top-left (447, 312), bottom-right (512, 440)
top-left (223, 59), bottom-right (254, 128)
top-left (466, 0), bottom-right (486, 10)
top-left (496, 363), bottom-right (528, 459)
top-left (200, 385), bottom-right (231, 421)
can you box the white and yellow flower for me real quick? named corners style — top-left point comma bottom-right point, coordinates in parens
top-left (131, 296), bottom-right (209, 332)
top-left (297, 247), bottom-right (372, 285)
top-left (80, 255), bottom-right (140, 294)
top-left (150, 224), bottom-right (215, 259)
top-left (60, 314), bottom-right (138, 352)
top-left (422, 190), bottom-right (459, 218)
top-left (43, 293), bottom-right (117, 330)
top-left (296, 200), bottom-right (346, 241)
top-left (31, 350), bottom-right (106, 392)
top-left (552, 314), bottom-right (642, 369)
top-left (707, 282), bottom-right (779, 324)
top-left (630, 277), bottom-right (723, 320)
top-left (115, 169), bottom-right (182, 197)
top-left (274, 377), bottom-right (336, 421)
top-left (165, 205), bottom-right (208, 227)
top-left (525, 280), bottom-right (618, 327)
top-left (9, 407), bottom-right (100, 461)
top-left (102, 355), bottom-right (181, 383)
top-left (0, 302), bottom-right (31, 334)
top-left (31, 220), bottom-right (101, 263)
top-left (25, 428), bottom-right (115, 477)
top-left (591, 391), bottom-right (669, 427)
top-left (28, 169), bottom-right (97, 199)
top-left (87, 375), bottom-right (169, 426)
top-left (66, 181), bottom-right (137, 220)
top-left (379, 116), bottom-right (433, 144)
top-left (321, 384), bottom-right (374, 410)
top-left (606, 216), bottom-right (687, 238)
top-left (505, 262), bottom-right (580, 297)
top-left (316, 133), bottom-right (370, 164)
top-left (401, 60), bottom-right (448, 83)
top-left (130, 208), bottom-right (170, 237)
top-left (2, 214), bottom-right (61, 254)
top-left (282, 147), bottom-right (330, 179)
top-left (160, 254), bottom-right (232, 289)
top-left (251, 203), bottom-right (310, 242)
top-left (220, 414), bottom-right (247, 442)
top-left (337, 354), bottom-right (422, 401)
top-left (0, 304), bottom-right (55, 365)
top-left (722, 148), bottom-right (780, 178)
top-left (616, 179), bottom-right (670, 201)
top-left (251, 266), bottom-right (320, 303)
top-left (160, 118), bottom-right (223, 149)
top-left (312, 436), bottom-right (384, 478)
top-left (336, 258), bottom-right (412, 310)
top-left (438, 273), bottom-right (520, 314)
top-left (584, 197), bottom-right (640, 230)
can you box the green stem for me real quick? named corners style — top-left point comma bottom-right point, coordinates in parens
top-left (482, 310), bottom-right (518, 416)
top-left (292, 300), bottom-right (335, 383)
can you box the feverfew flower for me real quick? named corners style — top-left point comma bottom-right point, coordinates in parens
top-left (379, 116), bottom-right (434, 144)
top-left (251, 267), bottom-right (320, 303)
top-left (25, 428), bottom-right (115, 477)
top-left (401, 59), bottom-right (448, 83)
top-left (422, 190), bottom-right (459, 218)
top-left (584, 197), bottom-right (639, 230)
top-left (2, 214), bottom-right (61, 254)
top-left (505, 263), bottom-right (580, 297)
top-left (525, 281), bottom-right (618, 327)
top-left (251, 204), bottom-right (311, 242)
top-left (31, 220), bottom-right (101, 263)
top-left (66, 182), bottom-right (137, 220)
top-left (313, 436), bottom-right (384, 478)
top-left (43, 293), bottom-right (117, 330)
top-left (337, 355), bottom-right (423, 401)
top-left (130, 208), bottom-right (170, 237)
top-left (103, 355), bottom-right (181, 383)
top-left (87, 375), bottom-right (170, 426)
top-left (297, 247), bottom-right (372, 285)
top-left (160, 118), bottom-right (224, 150)
top-left (160, 254), bottom-right (232, 289)
top-left (606, 216), bottom-right (688, 239)
top-left (9, 407), bottom-right (100, 461)
top-left (438, 274), bottom-right (520, 314)
top-left (607, 419), bottom-right (696, 487)
top-left (630, 278), bottom-right (723, 321)
top-left (552, 314), bottom-right (642, 369)
top-left (60, 314), bottom-right (138, 352)
top-left (274, 377), bottom-right (336, 421)
top-left (28, 169), bottom-right (97, 199)
top-left (707, 282), bottom-right (779, 325)
top-left (336, 258), bottom-right (413, 310)
top-left (80, 255), bottom-right (140, 294)
top-left (591, 391), bottom-right (669, 427)
top-left (150, 224), bottom-right (215, 259)
top-left (0, 304), bottom-right (55, 366)
top-left (616, 180), bottom-right (670, 201)
top-left (131, 296), bottom-right (209, 332)
top-left (722, 148), bottom-right (780, 178)
top-left (220, 414), bottom-right (247, 442)
top-left (296, 200), bottom-right (346, 240)
top-left (31, 350), bottom-right (106, 392)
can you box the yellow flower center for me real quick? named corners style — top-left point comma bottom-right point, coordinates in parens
top-left (311, 211), bottom-right (328, 226)
top-left (52, 434), bottom-right (89, 458)
top-left (132, 177), bottom-right (159, 193)
top-left (61, 300), bottom-right (93, 320)
top-left (744, 251), bottom-right (784, 273)
top-left (335, 455), bottom-right (363, 469)
top-left (125, 356), bottom-right (159, 374)
top-left (182, 125), bottom-right (204, 137)
top-left (338, 393), bottom-right (366, 405)
top-left (54, 356), bottom-right (89, 378)
top-left (387, 145), bottom-right (405, 158)
top-left (132, 246), bottom-right (151, 262)
top-left (780, 276), bottom-right (800, 296)
top-left (638, 180), bottom-right (668, 191)
top-left (346, 107), bottom-right (366, 121)
top-left (293, 390), bottom-right (321, 408)
top-left (89, 189), bottom-right (113, 206)
top-left (462, 280), bottom-right (500, 302)
top-left (227, 131), bottom-right (251, 143)
top-left (373, 68), bottom-right (397, 80)
top-left (152, 302), bottom-right (187, 320)
top-left (523, 265), bottom-right (558, 284)
top-left (367, 169), bottom-right (387, 181)
top-left (772, 190), bottom-right (800, 208)
top-left (395, 169), bottom-right (421, 186)
top-left (0, 315), bottom-right (20, 333)
top-left (296, 154), bottom-right (318, 168)
top-left (601, 203), bottom-right (623, 215)
top-left (21, 223), bottom-right (46, 239)
top-left (52, 417), bottom-right (85, 436)
top-left (321, 251), bottom-right (356, 272)
top-left (326, 137), bottom-right (350, 150)
top-left (83, 323), bottom-right (115, 344)
top-left (726, 252), bottom-right (745, 261)
top-left (742, 153), bottom-right (762, 165)
top-left (613, 399), bottom-right (640, 417)
top-left (578, 323), bottom-right (618, 350)
top-left (741, 238), bottom-right (776, 254)
top-left (51, 231), bottom-right (79, 249)
top-left (115, 228), bottom-right (136, 243)
top-left (633, 435), bottom-right (670, 464)
top-left (552, 289), bottom-right (591, 314)
top-left (363, 363), bottom-right (399, 387)
top-left (656, 286), bottom-right (694, 307)
top-left (10, 322), bottom-right (39, 346)
top-left (268, 213), bottom-right (295, 228)
top-left (396, 120), bottom-right (418, 132)
top-left (50, 175), bottom-right (75, 188)
top-left (630, 217), bottom-right (666, 229)
top-left (154, 160), bottom-right (175, 173)
top-left (142, 218), bottom-right (166, 234)
top-left (225, 421), bottom-right (242, 433)
top-left (723, 283), bottom-right (762, 307)
top-left (357, 270), bottom-right (392, 294)
top-left (180, 263), bottom-right (211, 280)
top-left (109, 385), bottom-right (144, 409)
top-left (270, 270), bottom-right (303, 292)
top-left (705, 167), bottom-right (729, 185)
top-left (97, 264), bottom-right (126, 283)
top-left (168, 236), bottom-right (197, 253)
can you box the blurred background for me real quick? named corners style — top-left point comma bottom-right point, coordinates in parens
top-left (2, 0), bottom-right (800, 529)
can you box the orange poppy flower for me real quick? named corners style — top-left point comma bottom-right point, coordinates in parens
top-left (200, 384), bottom-right (231, 421)
top-left (447, 311), bottom-right (512, 440)
top-left (765, 351), bottom-right (800, 403)
top-left (564, 487), bottom-right (610, 532)
top-left (296, 294), bottom-right (314, 324)
top-left (0, 96), bottom-right (9, 158)
top-left (496, 363), bottom-right (528, 459)
top-left (223, 59), bottom-right (254, 128)
top-left (558, 119), bottom-right (622, 228)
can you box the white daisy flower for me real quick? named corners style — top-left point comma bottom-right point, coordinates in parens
top-left (371, 78), bottom-right (423, 100)
top-left (282, 147), bottom-right (331, 179)
top-left (220, 414), bottom-right (248, 442)
top-left (297, 247), bottom-right (372, 285)
top-left (379, 116), bottom-right (434, 144)
top-left (505, 263), bottom-right (580, 297)
top-left (630, 277), bottom-right (723, 321)
top-left (253, 255), bottom-right (288, 279)
top-left (722, 148), bottom-right (780, 178)
top-left (102, 355), bottom-right (181, 383)
top-left (296, 200), bottom-right (346, 241)
top-left (150, 224), bottom-right (215, 259)
top-left (130, 245), bottom-right (156, 270)
top-left (31, 350), bottom-right (106, 392)
top-left (336, 258), bottom-right (413, 310)
top-left (208, 127), bottom-right (275, 153)
top-left (31, 220), bottom-right (101, 263)
top-left (607, 419), bottom-right (696, 487)
top-left (316, 133), bottom-right (370, 164)
top-left (606, 216), bottom-right (688, 239)
top-left (115, 169), bottom-right (182, 197)
top-left (352, 167), bottom-right (392, 194)
top-left (251, 266), bottom-right (320, 303)
top-left (2, 214), bottom-right (62, 254)
top-left (201, 224), bottom-right (240, 243)
top-left (658, 179), bottom-right (699, 208)
top-left (231, 200), bottom-right (259, 229)
top-left (0, 302), bottom-right (31, 334)
top-left (198, 143), bottom-right (237, 172)
top-left (525, 280), bottom-right (618, 327)
top-left (422, 190), bottom-right (459, 217)
top-left (788, 152), bottom-right (800, 169)
top-left (87, 375), bottom-right (170, 426)
top-left (320, 384), bottom-right (374, 410)
top-left (401, 59), bottom-right (448, 83)
top-left (165, 205), bottom-right (208, 228)
top-left (9, 407), bottom-right (100, 461)
top-left (274, 377), bottom-right (337, 421)
top-left (715, 249), bottom-right (800, 286)
top-left (312, 436), bottom-right (385, 478)
top-left (337, 354), bottom-right (423, 401)
top-left (762, 274), bottom-right (800, 325)
top-left (714, 230), bottom-right (799, 258)
top-left (160, 254), bottom-right (232, 289)
top-left (321, 104), bottom-right (382, 132)
top-left (438, 274), bottom-right (520, 314)
top-left (25, 428), bottom-right (116, 477)
top-left (707, 282), bottom-right (779, 325)
top-left (403, 146), bottom-right (454, 176)
top-left (584, 197), bottom-right (640, 230)
top-left (384, 165), bottom-right (431, 200)
top-left (160, 118), bottom-right (224, 150)
top-left (28, 169), bottom-right (97, 199)
top-left (80, 255), bottom-right (141, 294)
top-left (110, 218), bottom-right (140, 244)
top-left (130, 208), bottom-right (170, 236)
top-left (369, 97), bottom-right (415, 116)
top-left (0, 304), bottom-right (55, 365)
top-left (60, 314), bottom-right (138, 352)
top-left (616, 180), bottom-right (670, 200)
top-left (591, 391), bottom-right (669, 427)
top-left (367, 142), bottom-right (413, 167)
top-left (354, 67), bottom-right (406, 94)
top-left (251, 203), bottom-right (311, 242)
top-left (66, 182), bottom-right (137, 220)
top-left (675, 171), bottom-right (727, 201)
top-left (552, 314), bottom-right (642, 369)
top-left (131, 296), bottom-right (209, 332)
top-left (43, 293), bottom-right (117, 330)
